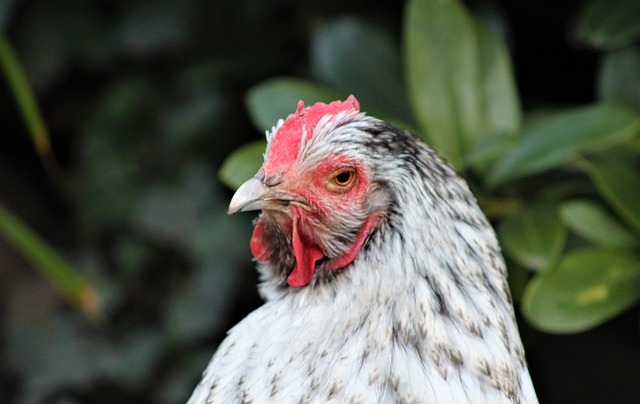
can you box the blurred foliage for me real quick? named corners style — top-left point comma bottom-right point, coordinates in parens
top-left (0, 0), bottom-right (639, 403)
top-left (0, 202), bottom-right (101, 322)
top-left (405, 0), bottom-right (522, 167)
top-left (223, 0), bottom-right (640, 336)
top-left (523, 248), bottom-right (640, 333)
top-left (0, 29), bottom-right (96, 321)
top-left (0, 30), bottom-right (49, 156)
top-left (573, 0), bottom-right (640, 50)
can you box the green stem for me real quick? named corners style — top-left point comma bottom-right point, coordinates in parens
top-left (0, 29), bottom-right (51, 156)
top-left (0, 201), bottom-right (102, 323)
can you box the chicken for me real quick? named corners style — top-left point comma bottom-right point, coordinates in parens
top-left (187, 96), bottom-right (537, 403)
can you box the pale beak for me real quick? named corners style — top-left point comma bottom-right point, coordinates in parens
top-left (227, 175), bottom-right (313, 215)
top-left (227, 177), bottom-right (270, 214)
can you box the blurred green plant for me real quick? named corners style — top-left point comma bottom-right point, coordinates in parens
top-left (0, 30), bottom-right (50, 157)
top-left (0, 29), bottom-right (101, 322)
top-left (2, 1), bottom-right (257, 400)
top-left (220, 0), bottom-right (640, 334)
top-left (0, 202), bottom-right (102, 322)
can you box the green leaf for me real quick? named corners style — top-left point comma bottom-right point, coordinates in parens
top-left (474, 21), bottom-right (522, 144)
top-left (489, 103), bottom-right (639, 185)
top-left (0, 201), bottom-right (102, 322)
top-left (218, 140), bottom-right (266, 190)
top-left (560, 200), bottom-right (638, 248)
top-left (498, 205), bottom-right (567, 271)
top-left (404, 0), bottom-right (521, 167)
top-left (311, 17), bottom-right (413, 124)
top-left (522, 248), bottom-right (640, 334)
top-left (581, 152), bottom-right (640, 233)
top-left (598, 47), bottom-right (640, 113)
top-left (574, 0), bottom-right (640, 50)
top-left (463, 134), bottom-right (512, 168)
top-left (246, 78), bottom-right (345, 132)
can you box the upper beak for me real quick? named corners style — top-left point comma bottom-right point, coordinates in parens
top-left (227, 175), bottom-right (312, 215)
top-left (228, 177), bottom-right (270, 214)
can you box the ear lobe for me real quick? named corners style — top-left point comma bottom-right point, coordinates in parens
top-left (250, 220), bottom-right (271, 262)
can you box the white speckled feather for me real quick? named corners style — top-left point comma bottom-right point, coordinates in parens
top-left (187, 98), bottom-right (537, 404)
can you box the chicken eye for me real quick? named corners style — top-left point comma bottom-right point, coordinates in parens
top-left (333, 169), bottom-right (355, 187)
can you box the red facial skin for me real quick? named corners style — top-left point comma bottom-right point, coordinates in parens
top-left (251, 155), bottom-right (378, 288)
top-left (248, 96), bottom-right (377, 288)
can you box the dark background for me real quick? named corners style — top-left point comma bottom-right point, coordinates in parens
top-left (0, 0), bottom-right (638, 403)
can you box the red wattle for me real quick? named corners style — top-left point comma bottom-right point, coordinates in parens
top-left (250, 220), bottom-right (271, 262)
top-left (326, 215), bottom-right (378, 271)
top-left (288, 211), bottom-right (324, 288)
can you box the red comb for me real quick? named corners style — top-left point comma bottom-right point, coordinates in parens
top-left (264, 96), bottom-right (360, 171)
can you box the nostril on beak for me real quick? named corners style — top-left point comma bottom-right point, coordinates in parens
top-left (252, 169), bottom-right (281, 188)
top-left (264, 173), bottom-right (283, 188)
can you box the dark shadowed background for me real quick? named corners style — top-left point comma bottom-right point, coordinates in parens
top-left (0, 0), bottom-right (638, 403)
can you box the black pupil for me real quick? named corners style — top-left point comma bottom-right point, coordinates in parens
top-left (336, 171), bottom-right (352, 184)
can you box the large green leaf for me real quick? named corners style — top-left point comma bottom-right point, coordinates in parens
top-left (598, 47), bottom-right (640, 113)
top-left (489, 103), bottom-right (639, 185)
top-left (246, 78), bottom-right (344, 132)
top-left (560, 200), bottom-right (638, 248)
top-left (474, 21), bottom-right (522, 146)
top-left (574, 0), bottom-right (640, 50)
top-left (522, 248), bottom-right (640, 334)
top-left (498, 205), bottom-right (567, 271)
top-left (581, 152), bottom-right (640, 233)
top-left (218, 140), bottom-right (266, 190)
top-left (404, 0), bottom-right (521, 167)
top-left (311, 17), bottom-right (412, 124)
